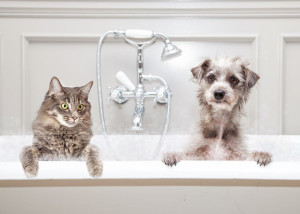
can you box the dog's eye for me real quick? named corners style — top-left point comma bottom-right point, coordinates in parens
top-left (207, 74), bottom-right (215, 83)
top-left (229, 76), bottom-right (239, 86)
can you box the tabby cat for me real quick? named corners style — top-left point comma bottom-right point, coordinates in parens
top-left (20, 77), bottom-right (103, 178)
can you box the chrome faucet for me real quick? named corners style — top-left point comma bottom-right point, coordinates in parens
top-left (107, 30), bottom-right (181, 131)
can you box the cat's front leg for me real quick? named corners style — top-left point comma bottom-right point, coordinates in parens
top-left (83, 144), bottom-right (103, 177)
top-left (19, 146), bottom-right (39, 178)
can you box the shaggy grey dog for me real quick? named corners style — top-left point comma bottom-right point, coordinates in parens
top-left (163, 56), bottom-right (272, 166)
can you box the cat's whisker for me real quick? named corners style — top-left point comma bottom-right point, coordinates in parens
top-left (79, 121), bottom-right (88, 129)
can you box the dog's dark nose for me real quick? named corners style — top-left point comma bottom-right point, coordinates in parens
top-left (214, 90), bottom-right (225, 100)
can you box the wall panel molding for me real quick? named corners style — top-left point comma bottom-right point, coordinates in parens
top-left (21, 34), bottom-right (30, 134)
top-left (0, 33), bottom-right (2, 134)
top-left (21, 33), bottom-right (259, 133)
top-left (2, 1), bottom-right (300, 18)
top-left (279, 34), bottom-right (300, 134)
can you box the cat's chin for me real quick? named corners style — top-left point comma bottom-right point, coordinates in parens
top-left (63, 122), bottom-right (79, 128)
top-left (64, 123), bottom-right (78, 128)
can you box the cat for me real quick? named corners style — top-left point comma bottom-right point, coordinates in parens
top-left (20, 77), bottom-right (103, 178)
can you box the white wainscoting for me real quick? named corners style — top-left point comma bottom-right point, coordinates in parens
top-left (280, 35), bottom-right (300, 135)
top-left (1, 0), bottom-right (295, 135)
top-left (20, 34), bottom-right (258, 135)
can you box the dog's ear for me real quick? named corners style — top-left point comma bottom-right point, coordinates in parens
top-left (241, 64), bottom-right (260, 89)
top-left (191, 59), bottom-right (211, 80)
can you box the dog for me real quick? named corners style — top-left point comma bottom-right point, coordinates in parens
top-left (163, 56), bottom-right (272, 166)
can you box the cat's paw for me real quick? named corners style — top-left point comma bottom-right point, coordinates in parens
top-left (163, 152), bottom-right (182, 167)
top-left (20, 146), bottom-right (39, 178)
top-left (22, 162), bottom-right (39, 178)
top-left (252, 151), bottom-right (272, 166)
top-left (87, 160), bottom-right (103, 178)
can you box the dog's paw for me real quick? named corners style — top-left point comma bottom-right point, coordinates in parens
top-left (87, 160), bottom-right (103, 178)
top-left (252, 151), bottom-right (272, 166)
top-left (23, 162), bottom-right (39, 178)
top-left (162, 153), bottom-right (182, 167)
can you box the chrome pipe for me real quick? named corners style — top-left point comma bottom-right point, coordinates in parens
top-left (97, 29), bottom-right (180, 160)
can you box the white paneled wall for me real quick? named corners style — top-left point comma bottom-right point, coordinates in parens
top-left (2, 2), bottom-right (300, 214)
top-left (282, 36), bottom-right (300, 135)
top-left (0, 0), bottom-right (300, 135)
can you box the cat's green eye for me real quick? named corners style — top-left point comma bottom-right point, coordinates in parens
top-left (61, 103), bottom-right (68, 110)
top-left (77, 104), bottom-right (84, 111)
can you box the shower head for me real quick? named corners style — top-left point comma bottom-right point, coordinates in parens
top-left (161, 42), bottom-right (182, 60)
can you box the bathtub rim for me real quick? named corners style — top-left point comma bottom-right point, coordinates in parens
top-left (1, 161), bottom-right (300, 187)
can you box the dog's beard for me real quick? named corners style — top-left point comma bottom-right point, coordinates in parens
top-left (208, 100), bottom-right (235, 111)
top-left (205, 91), bottom-right (238, 112)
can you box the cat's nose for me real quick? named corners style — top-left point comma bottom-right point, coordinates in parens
top-left (72, 116), bottom-right (78, 121)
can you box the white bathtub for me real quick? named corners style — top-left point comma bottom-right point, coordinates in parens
top-left (0, 135), bottom-right (300, 180)
top-left (1, 135), bottom-right (300, 214)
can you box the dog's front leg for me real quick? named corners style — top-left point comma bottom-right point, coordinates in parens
top-left (162, 152), bottom-right (184, 167)
top-left (249, 151), bottom-right (272, 166)
top-left (162, 146), bottom-right (208, 167)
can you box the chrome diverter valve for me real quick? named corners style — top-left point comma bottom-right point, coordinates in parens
top-left (109, 71), bottom-right (171, 130)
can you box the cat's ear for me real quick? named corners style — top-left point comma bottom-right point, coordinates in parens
top-left (49, 77), bottom-right (64, 97)
top-left (79, 81), bottom-right (93, 97)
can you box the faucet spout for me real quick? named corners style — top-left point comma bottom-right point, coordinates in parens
top-left (131, 105), bottom-right (144, 131)
top-left (131, 85), bottom-right (145, 131)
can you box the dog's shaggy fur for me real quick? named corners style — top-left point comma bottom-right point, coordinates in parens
top-left (163, 56), bottom-right (272, 166)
